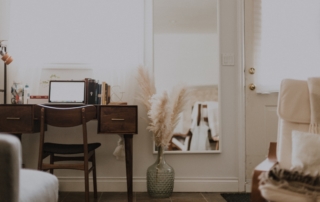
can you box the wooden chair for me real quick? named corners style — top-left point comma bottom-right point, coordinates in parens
top-left (37, 104), bottom-right (101, 202)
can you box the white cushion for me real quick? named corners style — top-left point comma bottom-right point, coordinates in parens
top-left (291, 130), bottom-right (320, 173)
top-left (20, 169), bottom-right (58, 202)
top-left (277, 120), bottom-right (309, 169)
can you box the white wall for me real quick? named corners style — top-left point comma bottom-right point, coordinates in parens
top-left (0, 0), bottom-right (245, 192)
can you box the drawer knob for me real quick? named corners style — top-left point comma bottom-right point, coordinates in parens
top-left (112, 118), bottom-right (125, 121)
top-left (7, 117), bottom-right (21, 120)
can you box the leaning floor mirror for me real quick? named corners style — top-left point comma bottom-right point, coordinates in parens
top-left (153, 0), bottom-right (220, 153)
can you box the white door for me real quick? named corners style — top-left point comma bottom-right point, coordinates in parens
top-left (244, 0), bottom-right (279, 190)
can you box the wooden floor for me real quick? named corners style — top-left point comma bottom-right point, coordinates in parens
top-left (58, 192), bottom-right (227, 202)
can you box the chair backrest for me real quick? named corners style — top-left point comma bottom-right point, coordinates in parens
top-left (277, 79), bottom-right (310, 169)
top-left (0, 134), bottom-right (21, 202)
top-left (38, 105), bottom-right (96, 127)
top-left (37, 105), bottom-right (97, 170)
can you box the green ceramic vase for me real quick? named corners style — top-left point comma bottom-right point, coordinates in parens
top-left (147, 145), bottom-right (175, 198)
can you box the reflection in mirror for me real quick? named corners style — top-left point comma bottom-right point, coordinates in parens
top-left (153, 0), bottom-right (219, 153)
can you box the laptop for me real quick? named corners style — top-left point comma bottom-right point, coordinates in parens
top-left (47, 80), bottom-right (86, 105)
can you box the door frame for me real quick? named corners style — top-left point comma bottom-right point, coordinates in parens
top-left (236, 0), bottom-right (246, 192)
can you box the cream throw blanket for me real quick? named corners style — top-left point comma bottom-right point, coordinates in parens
top-left (308, 77), bottom-right (320, 134)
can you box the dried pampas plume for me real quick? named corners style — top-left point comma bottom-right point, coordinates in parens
top-left (136, 66), bottom-right (156, 111)
top-left (136, 66), bottom-right (188, 147)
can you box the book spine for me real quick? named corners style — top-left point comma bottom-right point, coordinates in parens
top-left (104, 83), bottom-right (108, 105)
top-left (97, 84), bottom-right (102, 104)
top-left (94, 82), bottom-right (99, 104)
top-left (101, 82), bottom-right (106, 105)
top-left (84, 78), bottom-right (90, 104)
top-left (107, 85), bottom-right (111, 104)
top-left (88, 79), bottom-right (96, 104)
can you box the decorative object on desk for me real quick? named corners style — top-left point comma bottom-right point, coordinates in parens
top-left (11, 82), bottom-right (24, 104)
top-left (111, 69), bottom-right (126, 102)
top-left (23, 84), bottom-right (30, 104)
top-left (136, 66), bottom-right (188, 198)
top-left (0, 40), bottom-right (13, 104)
top-left (111, 84), bottom-right (124, 102)
top-left (27, 95), bottom-right (49, 104)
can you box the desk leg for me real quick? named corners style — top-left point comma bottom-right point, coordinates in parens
top-left (124, 134), bottom-right (133, 202)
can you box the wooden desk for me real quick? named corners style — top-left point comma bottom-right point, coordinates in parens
top-left (0, 104), bottom-right (138, 202)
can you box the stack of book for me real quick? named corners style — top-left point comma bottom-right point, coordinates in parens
top-left (85, 78), bottom-right (110, 105)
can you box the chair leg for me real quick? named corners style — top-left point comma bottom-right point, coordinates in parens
top-left (92, 152), bottom-right (98, 199)
top-left (50, 153), bottom-right (54, 174)
top-left (84, 159), bottom-right (90, 202)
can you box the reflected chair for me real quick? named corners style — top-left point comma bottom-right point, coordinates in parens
top-left (37, 105), bottom-right (101, 202)
top-left (0, 133), bottom-right (58, 202)
top-left (169, 130), bottom-right (193, 151)
top-left (170, 101), bottom-right (219, 151)
top-left (189, 102), bottom-right (219, 151)
top-left (251, 79), bottom-right (318, 201)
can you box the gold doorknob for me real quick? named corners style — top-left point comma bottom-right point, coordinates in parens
top-left (249, 67), bottom-right (255, 74)
top-left (249, 84), bottom-right (256, 91)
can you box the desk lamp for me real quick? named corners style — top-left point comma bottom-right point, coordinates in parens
top-left (0, 40), bottom-right (13, 104)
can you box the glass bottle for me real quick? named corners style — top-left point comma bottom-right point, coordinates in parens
top-left (11, 82), bottom-right (24, 104)
top-left (147, 145), bottom-right (175, 198)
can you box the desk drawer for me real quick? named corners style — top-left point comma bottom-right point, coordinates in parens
top-left (99, 106), bottom-right (137, 134)
top-left (0, 105), bottom-right (34, 133)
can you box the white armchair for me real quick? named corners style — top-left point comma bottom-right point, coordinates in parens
top-left (251, 78), bottom-right (320, 201)
top-left (0, 133), bottom-right (58, 202)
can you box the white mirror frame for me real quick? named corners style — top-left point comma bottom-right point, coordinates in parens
top-left (145, 0), bottom-right (222, 154)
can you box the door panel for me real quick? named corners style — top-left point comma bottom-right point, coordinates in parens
top-left (244, 0), bottom-right (279, 183)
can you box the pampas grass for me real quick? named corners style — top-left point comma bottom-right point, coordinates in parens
top-left (136, 66), bottom-right (188, 147)
top-left (136, 66), bottom-right (156, 111)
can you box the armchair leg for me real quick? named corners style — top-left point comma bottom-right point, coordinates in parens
top-left (251, 170), bottom-right (267, 202)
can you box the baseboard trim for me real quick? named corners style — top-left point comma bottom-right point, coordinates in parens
top-left (58, 177), bottom-right (240, 192)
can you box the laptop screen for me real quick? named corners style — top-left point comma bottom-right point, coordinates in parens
top-left (49, 80), bottom-right (85, 103)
